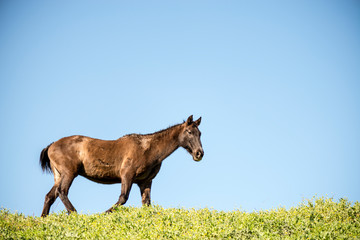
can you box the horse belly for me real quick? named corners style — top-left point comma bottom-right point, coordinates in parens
top-left (82, 174), bottom-right (121, 184)
top-left (80, 159), bottom-right (121, 184)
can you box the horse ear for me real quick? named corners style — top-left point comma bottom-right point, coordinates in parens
top-left (186, 115), bottom-right (193, 125)
top-left (194, 117), bottom-right (201, 126)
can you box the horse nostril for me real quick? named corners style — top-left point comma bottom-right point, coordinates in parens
top-left (196, 150), bottom-right (204, 158)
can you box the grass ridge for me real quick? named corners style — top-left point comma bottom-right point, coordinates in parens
top-left (1, 197), bottom-right (359, 239)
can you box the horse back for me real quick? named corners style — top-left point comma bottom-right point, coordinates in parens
top-left (47, 134), bottom-right (160, 184)
top-left (48, 135), bottom-right (129, 182)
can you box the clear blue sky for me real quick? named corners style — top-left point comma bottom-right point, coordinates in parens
top-left (1, 0), bottom-right (359, 216)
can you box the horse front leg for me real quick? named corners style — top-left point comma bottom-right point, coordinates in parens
top-left (106, 172), bottom-right (134, 213)
top-left (138, 180), bottom-right (152, 206)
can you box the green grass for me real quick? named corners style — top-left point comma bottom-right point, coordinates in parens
top-left (1, 197), bottom-right (359, 239)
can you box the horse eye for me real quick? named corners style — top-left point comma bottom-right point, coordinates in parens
top-left (187, 130), bottom-right (192, 135)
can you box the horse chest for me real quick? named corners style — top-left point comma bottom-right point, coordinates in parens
top-left (134, 163), bottom-right (161, 182)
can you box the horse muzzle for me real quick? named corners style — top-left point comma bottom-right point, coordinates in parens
top-left (193, 149), bottom-right (204, 162)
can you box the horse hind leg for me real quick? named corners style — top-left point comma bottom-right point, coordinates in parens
top-left (41, 167), bottom-right (61, 217)
top-left (41, 184), bottom-right (59, 217)
top-left (57, 174), bottom-right (77, 214)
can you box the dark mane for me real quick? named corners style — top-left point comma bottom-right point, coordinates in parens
top-left (125, 122), bottom-right (183, 138)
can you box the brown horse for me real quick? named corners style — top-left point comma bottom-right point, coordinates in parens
top-left (40, 115), bottom-right (203, 217)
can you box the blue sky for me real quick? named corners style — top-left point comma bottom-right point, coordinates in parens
top-left (1, 0), bottom-right (359, 216)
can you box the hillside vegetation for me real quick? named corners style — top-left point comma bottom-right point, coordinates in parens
top-left (1, 197), bottom-right (359, 239)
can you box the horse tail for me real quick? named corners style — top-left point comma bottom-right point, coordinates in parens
top-left (40, 143), bottom-right (53, 173)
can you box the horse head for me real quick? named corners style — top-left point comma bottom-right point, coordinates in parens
top-left (179, 115), bottom-right (204, 161)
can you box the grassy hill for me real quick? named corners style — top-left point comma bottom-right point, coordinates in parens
top-left (1, 197), bottom-right (359, 239)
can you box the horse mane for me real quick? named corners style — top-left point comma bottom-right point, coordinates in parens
top-left (124, 122), bottom-right (183, 138)
top-left (144, 123), bottom-right (183, 136)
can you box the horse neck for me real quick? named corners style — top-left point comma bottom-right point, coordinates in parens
top-left (146, 124), bottom-right (183, 162)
